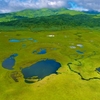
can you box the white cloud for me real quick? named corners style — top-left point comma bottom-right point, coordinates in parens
top-left (67, 1), bottom-right (89, 11)
top-left (47, 1), bottom-right (65, 8)
top-left (69, 7), bottom-right (88, 11)
top-left (73, 0), bottom-right (100, 11)
top-left (0, 9), bottom-right (11, 13)
top-left (0, 0), bottom-right (65, 13)
top-left (0, 0), bottom-right (100, 13)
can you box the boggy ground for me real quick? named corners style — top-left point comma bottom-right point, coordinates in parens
top-left (0, 27), bottom-right (100, 100)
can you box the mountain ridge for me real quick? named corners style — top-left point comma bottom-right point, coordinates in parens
top-left (0, 8), bottom-right (85, 22)
top-left (0, 8), bottom-right (100, 31)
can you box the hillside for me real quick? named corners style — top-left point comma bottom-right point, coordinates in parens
top-left (0, 8), bottom-right (85, 22)
top-left (0, 13), bottom-right (100, 31)
top-left (0, 8), bottom-right (100, 31)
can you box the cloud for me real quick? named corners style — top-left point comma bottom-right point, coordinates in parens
top-left (67, 1), bottom-right (88, 11)
top-left (0, 0), bottom-right (66, 13)
top-left (0, 0), bottom-right (100, 13)
top-left (74, 0), bottom-right (100, 11)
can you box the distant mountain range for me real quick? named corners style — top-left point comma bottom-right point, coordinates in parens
top-left (0, 8), bottom-right (100, 31)
top-left (0, 8), bottom-right (100, 22)
top-left (83, 10), bottom-right (100, 14)
top-left (0, 8), bottom-right (89, 22)
top-left (0, 8), bottom-right (100, 23)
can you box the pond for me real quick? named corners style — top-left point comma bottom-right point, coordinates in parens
top-left (76, 50), bottom-right (84, 54)
top-left (2, 54), bottom-right (18, 70)
top-left (9, 38), bottom-right (37, 43)
top-left (37, 49), bottom-right (46, 54)
top-left (33, 40), bottom-right (37, 43)
top-left (9, 39), bottom-right (20, 42)
top-left (96, 67), bottom-right (100, 72)
top-left (28, 38), bottom-right (34, 41)
top-left (33, 49), bottom-right (47, 54)
top-left (21, 59), bottom-right (61, 83)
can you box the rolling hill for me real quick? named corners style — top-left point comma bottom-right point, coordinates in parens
top-left (0, 8), bottom-right (85, 22)
top-left (0, 8), bottom-right (100, 31)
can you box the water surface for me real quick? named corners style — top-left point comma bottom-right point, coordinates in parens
top-left (96, 67), bottom-right (100, 72)
top-left (2, 54), bottom-right (18, 70)
top-left (21, 59), bottom-right (61, 83)
top-left (76, 50), bottom-right (84, 54)
top-left (37, 49), bottom-right (46, 54)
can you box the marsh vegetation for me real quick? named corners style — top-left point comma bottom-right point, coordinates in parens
top-left (1, 8), bottom-right (100, 100)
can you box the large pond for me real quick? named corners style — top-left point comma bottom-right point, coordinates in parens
top-left (21, 59), bottom-right (61, 83)
top-left (2, 54), bottom-right (18, 70)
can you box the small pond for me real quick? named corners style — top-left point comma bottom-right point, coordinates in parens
top-left (2, 54), bottom-right (18, 70)
top-left (96, 67), bottom-right (100, 72)
top-left (37, 49), bottom-right (46, 54)
top-left (9, 39), bottom-right (20, 42)
top-left (33, 40), bottom-right (37, 43)
top-left (9, 38), bottom-right (37, 43)
top-left (33, 49), bottom-right (47, 54)
top-left (21, 59), bottom-right (61, 83)
top-left (76, 50), bottom-right (84, 54)
top-left (28, 38), bottom-right (34, 41)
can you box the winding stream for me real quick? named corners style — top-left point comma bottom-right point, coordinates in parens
top-left (67, 50), bottom-right (100, 81)
top-left (67, 63), bottom-right (100, 81)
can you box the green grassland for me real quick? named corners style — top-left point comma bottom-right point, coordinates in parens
top-left (1, 27), bottom-right (100, 100)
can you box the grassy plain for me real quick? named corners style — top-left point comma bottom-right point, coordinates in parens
top-left (0, 27), bottom-right (100, 100)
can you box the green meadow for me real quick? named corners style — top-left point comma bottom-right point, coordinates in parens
top-left (1, 27), bottom-right (100, 100)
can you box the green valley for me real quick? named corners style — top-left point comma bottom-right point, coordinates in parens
top-left (0, 8), bottom-right (100, 100)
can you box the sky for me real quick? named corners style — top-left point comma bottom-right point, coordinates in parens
top-left (0, 0), bottom-right (100, 13)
